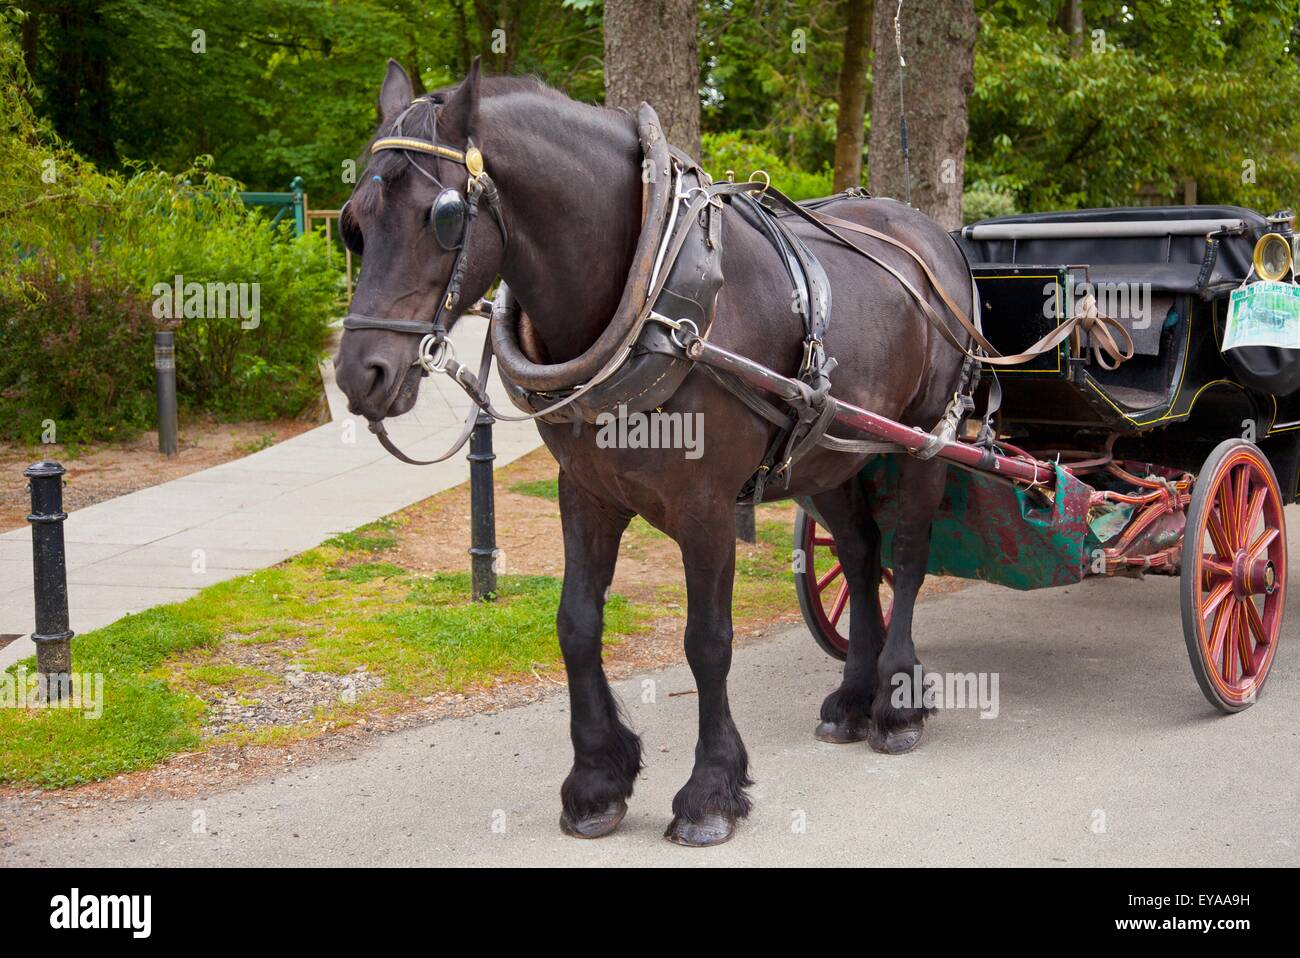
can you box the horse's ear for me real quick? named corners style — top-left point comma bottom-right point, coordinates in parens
top-left (378, 58), bottom-right (413, 125)
top-left (440, 56), bottom-right (481, 141)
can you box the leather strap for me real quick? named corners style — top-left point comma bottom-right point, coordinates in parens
top-left (343, 316), bottom-right (439, 335)
top-left (806, 206), bottom-right (1135, 369)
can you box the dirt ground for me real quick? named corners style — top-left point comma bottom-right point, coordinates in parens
top-left (0, 418), bottom-right (316, 532)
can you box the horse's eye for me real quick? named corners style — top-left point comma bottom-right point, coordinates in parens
top-left (339, 200), bottom-right (364, 256)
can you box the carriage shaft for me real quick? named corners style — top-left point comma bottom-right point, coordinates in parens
top-left (683, 335), bottom-right (1050, 486)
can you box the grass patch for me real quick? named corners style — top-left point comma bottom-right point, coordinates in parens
top-left (323, 561), bottom-right (408, 583)
top-left (509, 478), bottom-right (559, 501)
top-left (0, 553), bottom-right (649, 789)
top-left (0, 607), bottom-right (217, 788)
top-left (237, 433), bottom-right (277, 454)
top-left (323, 518), bottom-right (399, 552)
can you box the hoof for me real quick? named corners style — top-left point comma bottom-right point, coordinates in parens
top-left (814, 719), bottom-right (870, 744)
top-left (867, 722), bottom-right (923, 755)
top-left (559, 801), bottom-right (627, 839)
top-left (664, 813), bottom-right (735, 847)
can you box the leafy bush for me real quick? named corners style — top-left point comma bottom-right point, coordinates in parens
top-left (110, 167), bottom-right (339, 420)
top-left (0, 263), bottom-right (156, 444)
top-left (701, 132), bottom-right (834, 201)
top-left (0, 26), bottom-right (340, 442)
top-left (963, 181), bottom-right (1021, 225)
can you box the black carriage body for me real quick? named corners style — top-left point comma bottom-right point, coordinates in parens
top-left (956, 205), bottom-right (1300, 503)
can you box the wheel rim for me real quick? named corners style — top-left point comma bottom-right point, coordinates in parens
top-left (1190, 448), bottom-right (1286, 707)
top-left (801, 515), bottom-right (893, 657)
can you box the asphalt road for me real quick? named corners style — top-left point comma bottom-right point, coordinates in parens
top-left (3, 562), bottom-right (1296, 868)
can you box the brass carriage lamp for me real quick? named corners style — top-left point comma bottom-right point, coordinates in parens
top-left (1256, 210), bottom-right (1298, 282)
top-left (1252, 230), bottom-right (1294, 282)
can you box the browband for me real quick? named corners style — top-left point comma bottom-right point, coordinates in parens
top-left (370, 137), bottom-right (485, 179)
top-left (371, 137), bottom-right (464, 161)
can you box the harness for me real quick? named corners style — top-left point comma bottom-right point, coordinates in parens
top-left (341, 102), bottom-right (1135, 494)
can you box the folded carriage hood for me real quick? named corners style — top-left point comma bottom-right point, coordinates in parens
top-left (955, 205), bottom-right (1273, 294)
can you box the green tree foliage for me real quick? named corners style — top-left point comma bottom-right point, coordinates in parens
top-left (14, 0), bottom-right (605, 207)
top-left (700, 0), bottom-right (849, 177)
top-left (971, 0), bottom-right (1300, 211)
top-left (10, 1), bottom-right (1300, 218)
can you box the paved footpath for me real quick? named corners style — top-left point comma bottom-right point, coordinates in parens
top-left (3, 564), bottom-right (1296, 867)
top-left (0, 321), bottom-right (540, 670)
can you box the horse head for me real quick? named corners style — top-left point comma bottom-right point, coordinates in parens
top-left (334, 58), bottom-right (504, 422)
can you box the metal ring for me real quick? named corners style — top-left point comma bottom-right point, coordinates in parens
top-left (669, 318), bottom-right (700, 351)
top-left (417, 334), bottom-right (455, 374)
top-left (749, 169), bottom-right (770, 194)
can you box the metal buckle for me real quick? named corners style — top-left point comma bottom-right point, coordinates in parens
top-left (685, 186), bottom-right (724, 210)
top-left (800, 336), bottom-right (822, 373)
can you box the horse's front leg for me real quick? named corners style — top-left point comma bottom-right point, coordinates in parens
top-left (556, 470), bottom-right (642, 839)
top-left (664, 504), bottom-right (753, 846)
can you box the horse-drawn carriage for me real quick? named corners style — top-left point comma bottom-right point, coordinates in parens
top-left (795, 204), bottom-right (1297, 713)
top-left (337, 64), bottom-right (1297, 840)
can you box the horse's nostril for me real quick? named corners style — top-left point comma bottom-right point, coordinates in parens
top-left (364, 358), bottom-right (391, 395)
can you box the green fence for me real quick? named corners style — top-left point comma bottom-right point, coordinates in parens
top-left (239, 176), bottom-right (306, 236)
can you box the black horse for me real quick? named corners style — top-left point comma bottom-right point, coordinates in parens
top-left (334, 61), bottom-right (972, 846)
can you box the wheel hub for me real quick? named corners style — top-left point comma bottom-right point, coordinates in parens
top-left (1231, 550), bottom-right (1276, 598)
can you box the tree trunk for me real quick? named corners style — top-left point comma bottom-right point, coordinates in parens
top-left (603, 0), bottom-right (700, 159)
top-left (1058, 0), bottom-right (1086, 58)
top-left (20, 11), bottom-right (38, 81)
top-left (49, 1), bottom-right (116, 167)
top-left (866, 0), bottom-right (977, 230)
top-left (833, 0), bottom-right (873, 191)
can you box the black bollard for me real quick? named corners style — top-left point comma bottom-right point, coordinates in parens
top-left (468, 410), bottom-right (498, 601)
top-left (25, 461), bottom-right (73, 700)
top-left (735, 502), bottom-right (756, 543)
top-left (154, 330), bottom-right (178, 456)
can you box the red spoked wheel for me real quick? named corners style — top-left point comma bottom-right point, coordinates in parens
top-left (1180, 439), bottom-right (1287, 713)
top-left (793, 508), bottom-right (894, 660)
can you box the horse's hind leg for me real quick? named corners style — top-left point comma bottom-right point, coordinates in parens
top-left (664, 504), bottom-right (753, 846)
top-left (556, 470), bottom-right (642, 839)
top-left (809, 476), bottom-right (885, 744)
top-left (869, 455), bottom-right (947, 754)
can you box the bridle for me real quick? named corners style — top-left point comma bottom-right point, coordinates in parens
top-left (340, 100), bottom-right (508, 463)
